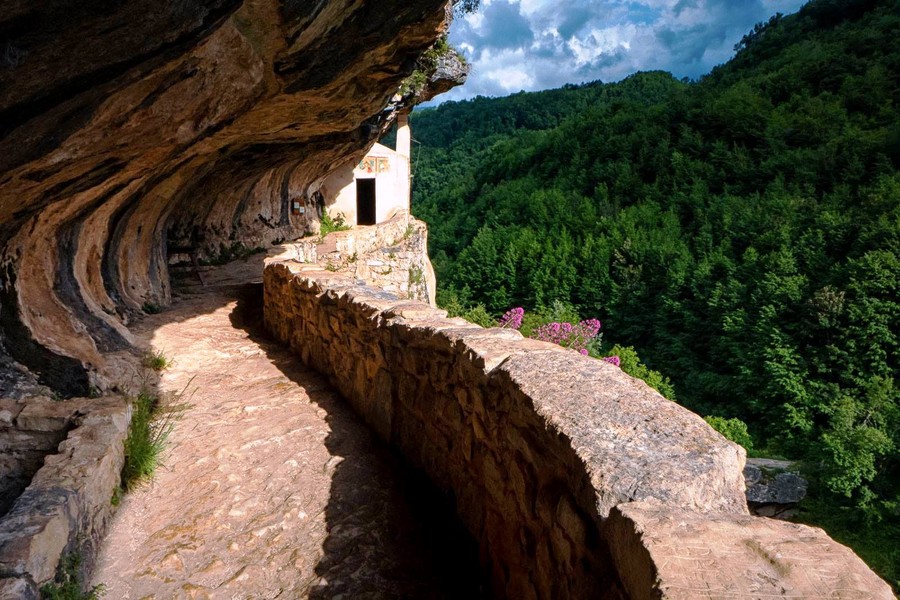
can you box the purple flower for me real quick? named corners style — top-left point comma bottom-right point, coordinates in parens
top-left (532, 317), bottom-right (603, 354)
top-left (498, 307), bottom-right (524, 330)
top-left (603, 355), bottom-right (621, 367)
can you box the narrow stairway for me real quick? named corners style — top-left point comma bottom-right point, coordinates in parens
top-left (92, 258), bottom-right (482, 599)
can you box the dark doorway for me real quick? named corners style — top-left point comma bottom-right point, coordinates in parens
top-left (356, 179), bottom-right (376, 226)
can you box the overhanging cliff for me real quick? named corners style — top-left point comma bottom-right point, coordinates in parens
top-left (0, 0), bottom-right (462, 396)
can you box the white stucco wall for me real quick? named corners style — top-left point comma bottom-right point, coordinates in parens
top-left (320, 142), bottom-right (410, 226)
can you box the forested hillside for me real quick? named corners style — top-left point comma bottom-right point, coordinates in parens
top-left (410, 0), bottom-right (899, 585)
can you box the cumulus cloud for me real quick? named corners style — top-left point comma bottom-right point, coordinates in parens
top-left (434, 0), bottom-right (806, 103)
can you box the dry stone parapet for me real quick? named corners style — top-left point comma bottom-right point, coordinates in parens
top-left (263, 255), bottom-right (893, 599)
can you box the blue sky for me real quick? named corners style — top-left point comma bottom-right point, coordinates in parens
top-left (438, 0), bottom-right (806, 102)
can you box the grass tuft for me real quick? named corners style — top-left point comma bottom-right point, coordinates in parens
top-left (141, 349), bottom-right (172, 372)
top-left (122, 387), bottom-right (189, 490)
top-left (40, 553), bottom-right (105, 600)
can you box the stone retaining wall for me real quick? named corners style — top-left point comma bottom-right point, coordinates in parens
top-left (0, 397), bottom-right (130, 599)
top-left (263, 256), bottom-right (894, 599)
top-left (280, 214), bottom-right (437, 305)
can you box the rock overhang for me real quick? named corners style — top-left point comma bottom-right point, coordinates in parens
top-left (0, 0), bottom-right (464, 395)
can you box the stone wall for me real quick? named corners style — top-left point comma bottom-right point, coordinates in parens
top-left (280, 214), bottom-right (437, 305)
top-left (0, 397), bottom-right (130, 598)
top-left (263, 258), bottom-right (894, 599)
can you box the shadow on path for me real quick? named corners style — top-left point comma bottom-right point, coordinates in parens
top-left (229, 283), bottom-right (487, 599)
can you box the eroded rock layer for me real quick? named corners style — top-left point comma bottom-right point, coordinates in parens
top-left (0, 0), bottom-right (458, 395)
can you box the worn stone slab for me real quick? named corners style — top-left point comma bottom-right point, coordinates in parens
top-left (0, 488), bottom-right (74, 584)
top-left (606, 501), bottom-right (895, 600)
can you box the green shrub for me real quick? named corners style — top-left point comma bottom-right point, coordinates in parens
top-left (409, 265), bottom-right (425, 286)
top-left (603, 344), bottom-right (677, 401)
top-left (462, 304), bottom-right (495, 328)
top-left (40, 553), bottom-right (105, 600)
top-left (518, 300), bottom-right (581, 337)
top-left (141, 349), bottom-right (171, 372)
top-left (319, 212), bottom-right (351, 237)
top-left (141, 302), bottom-right (161, 314)
top-left (198, 242), bottom-right (265, 266)
top-left (704, 416), bottom-right (755, 452)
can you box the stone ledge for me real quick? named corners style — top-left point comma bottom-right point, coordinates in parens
top-left (0, 397), bottom-right (130, 596)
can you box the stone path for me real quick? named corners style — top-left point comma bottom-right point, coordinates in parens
top-left (92, 258), bottom-right (482, 599)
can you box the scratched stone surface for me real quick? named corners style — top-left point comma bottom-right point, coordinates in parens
top-left (91, 258), bottom-right (483, 599)
top-left (606, 501), bottom-right (894, 600)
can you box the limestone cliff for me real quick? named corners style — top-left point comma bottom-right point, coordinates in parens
top-left (0, 0), bottom-right (463, 396)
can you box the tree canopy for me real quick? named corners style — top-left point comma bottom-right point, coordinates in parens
top-left (409, 0), bottom-right (900, 586)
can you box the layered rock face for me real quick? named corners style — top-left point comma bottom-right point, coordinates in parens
top-left (0, 0), bottom-right (459, 396)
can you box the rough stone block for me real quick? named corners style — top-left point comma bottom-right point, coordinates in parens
top-left (14, 398), bottom-right (81, 432)
top-left (606, 501), bottom-right (895, 600)
top-left (497, 351), bottom-right (748, 517)
top-left (0, 488), bottom-right (74, 585)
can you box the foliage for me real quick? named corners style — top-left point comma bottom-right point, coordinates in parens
top-left (400, 71), bottom-right (428, 97)
top-left (40, 553), bottom-right (105, 600)
top-left (603, 345), bottom-right (677, 401)
top-left (409, 265), bottom-right (425, 286)
top-left (122, 389), bottom-right (187, 490)
top-left (141, 349), bottom-right (171, 372)
top-left (414, 0), bottom-right (900, 583)
top-left (498, 307), bottom-right (524, 329)
top-left (704, 416), bottom-right (755, 452)
top-left (463, 305), bottom-right (495, 328)
top-left (141, 301), bottom-right (161, 315)
top-left (319, 212), bottom-right (351, 237)
top-left (531, 319), bottom-right (602, 355)
top-left (453, 0), bottom-right (481, 15)
top-left (400, 35), bottom-right (467, 97)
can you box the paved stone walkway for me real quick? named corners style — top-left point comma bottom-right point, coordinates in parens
top-left (92, 259), bottom-right (482, 599)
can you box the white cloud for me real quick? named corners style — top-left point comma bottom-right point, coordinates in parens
top-left (566, 25), bottom-right (636, 67)
top-left (433, 0), bottom-right (806, 104)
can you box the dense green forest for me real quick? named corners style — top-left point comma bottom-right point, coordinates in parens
top-left (409, 0), bottom-right (899, 586)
